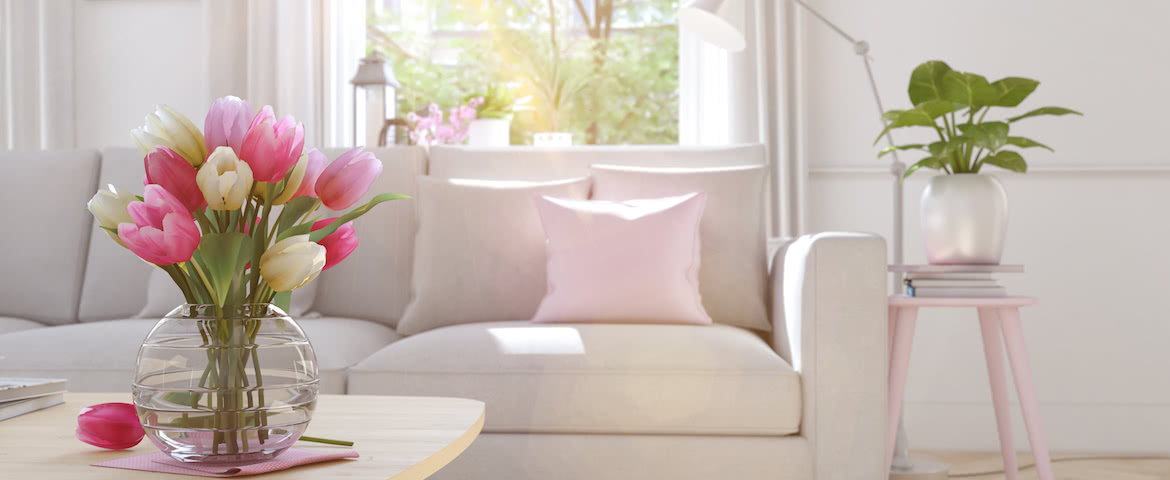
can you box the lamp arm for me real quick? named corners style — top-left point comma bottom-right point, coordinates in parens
top-left (792, 0), bottom-right (905, 270)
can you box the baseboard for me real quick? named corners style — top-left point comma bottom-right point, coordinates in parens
top-left (904, 402), bottom-right (1169, 452)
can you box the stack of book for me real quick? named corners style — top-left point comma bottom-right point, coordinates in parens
top-left (893, 265), bottom-right (1024, 298)
top-left (0, 377), bottom-right (66, 421)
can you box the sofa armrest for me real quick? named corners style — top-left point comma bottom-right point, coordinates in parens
top-left (769, 232), bottom-right (887, 480)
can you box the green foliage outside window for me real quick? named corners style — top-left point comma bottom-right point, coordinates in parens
top-left (367, 0), bottom-right (679, 145)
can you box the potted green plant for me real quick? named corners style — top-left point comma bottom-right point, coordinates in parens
top-left (878, 60), bottom-right (1081, 264)
top-left (466, 83), bottom-right (518, 146)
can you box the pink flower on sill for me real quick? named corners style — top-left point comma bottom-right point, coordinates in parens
top-left (77, 403), bottom-right (145, 450)
top-left (239, 105), bottom-right (305, 183)
top-left (118, 185), bottom-right (201, 266)
top-left (204, 95), bottom-right (253, 155)
top-left (315, 147), bottom-right (382, 210)
top-left (144, 146), bottom-right (205, 213)
top-left (311, 217), bottom-right (358, 271)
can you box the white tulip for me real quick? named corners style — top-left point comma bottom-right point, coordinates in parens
top-left (87, 184), bottom-right (137, 245)
top-left (131, 104), bottom-right (208, 167)
top-left (260, 235), bottom-right (326, 292)
top-left (197, 147), bottom-right (254, 210)
top-left (271, 151), bottom-right (309, 205)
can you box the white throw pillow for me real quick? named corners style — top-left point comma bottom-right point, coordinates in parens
top-left (137, 267), bottom-right (319, 319)
top-left (397, 176), bottom-right (592, 336)
top-left (590, 164), bottom-right (771, 331)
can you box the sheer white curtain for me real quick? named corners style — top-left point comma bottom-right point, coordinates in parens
top-left (0, 0), bottom-right (74, 151)
top-left (203, 0), bottom-right (364, 149)
top-left (679, 0), bottom-right (803, 239)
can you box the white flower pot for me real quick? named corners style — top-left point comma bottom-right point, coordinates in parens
top-left (920, 174), bottom-right (1009, 264)
top-left (467, 118), bottom-right (511, 146)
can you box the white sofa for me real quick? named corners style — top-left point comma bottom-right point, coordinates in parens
top-left (0, 145), bottom-right (888, 479)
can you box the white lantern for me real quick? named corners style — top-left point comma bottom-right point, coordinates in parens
top-left (350, 54), bottom-right (402, 146)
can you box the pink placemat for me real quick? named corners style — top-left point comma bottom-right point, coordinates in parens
top-left (92, 448), bottom-right (359, 477)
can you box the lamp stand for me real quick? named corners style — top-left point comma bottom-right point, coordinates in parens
top-left (790, 1), bottom-right (942, 478)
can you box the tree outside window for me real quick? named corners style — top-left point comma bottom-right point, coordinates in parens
top-left (368, 0), bottom-right (679, 145)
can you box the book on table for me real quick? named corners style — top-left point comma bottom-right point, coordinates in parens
top-left (0, 377), bottom-right (66, 421)
top-left (892, 264), bottom-right (1022, 298)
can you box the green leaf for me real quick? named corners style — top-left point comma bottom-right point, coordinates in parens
top-left (902, 156), bottom-right (946, 180)
top-left (958, 121), bottom-right (1010, 151)
top-left (980, 150), bottom-right (1028, 173)
top-left (941, 71), bottom-right (996, 106)
top-left (308, 193), bottom-right (411, 243)
top-left (875, 109), bottom-right (938, 145)
top-left (881, 109), bottom-right (905, 122)
top-left (276, 197), bottom-right (318, 236)
top-left (1006, 136), bottom-right (1054, 152)
top-left (194, 232), bottom-right (252, 307)
top-left (273, 291), bottom-right (291, 313)
top-left (1007, 106), bottom-right (1083, 123)
top-left (878, 144), bottom-right (928, 158)
top-left (908, 61), bottom-right (953, 105)
top-left (986, 77), bottom-right (1039, 107)
top-left (915, 99), bottom-right (964, 119)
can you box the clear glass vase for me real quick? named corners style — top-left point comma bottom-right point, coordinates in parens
top-left (132, 304), bottom-right (319, 465)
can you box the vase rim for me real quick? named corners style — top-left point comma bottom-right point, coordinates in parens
top-left (163, 303), bottom-right (288, 319)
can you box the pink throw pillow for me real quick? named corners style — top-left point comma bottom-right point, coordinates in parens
top-left (531, 192), bottom-right (713, 325)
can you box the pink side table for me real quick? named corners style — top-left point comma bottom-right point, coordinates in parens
top-left (887, 295), bottom-right (1052, 480)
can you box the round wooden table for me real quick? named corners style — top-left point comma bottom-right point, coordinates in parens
top-left (0, 392), bottom-right (485, 479)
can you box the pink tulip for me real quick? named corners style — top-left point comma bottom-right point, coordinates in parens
top-left (238, 106), bottom-right (305, 183)
top-left (77, 403), bottom-right (145, 450)
top-left (311, 217), bottom-right (358, 271)
top-left (292, 148), bottom-right (328, 199)
top-left (118, 185), bottom-right (201, 266)
top-left (144, 146), bottom-right (204, 212)
top-left (314, 147), bottom-right (382, 210)
top-left (204, 95), bottom-right (253, 155)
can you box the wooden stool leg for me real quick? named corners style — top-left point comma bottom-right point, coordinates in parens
top-left (977, 307), bottom-right (1019, 480)
top-left (1000, 307), bottom-right (1054, 480)
top-left (887, 306), bottom-right (917, 474)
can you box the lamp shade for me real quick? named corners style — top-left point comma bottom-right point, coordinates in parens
top-left (350, 54), bottom-right (402, 88)
top-left (678, 0), bottom-right (745, 52)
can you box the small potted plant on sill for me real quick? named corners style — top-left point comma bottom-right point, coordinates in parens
top-left (877, 60), bottom-right (1081, 264)
top-left (466, 83), bottom-right (520, 147)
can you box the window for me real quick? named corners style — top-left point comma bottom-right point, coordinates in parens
top-left (367, 0), bottom-right (679, 145)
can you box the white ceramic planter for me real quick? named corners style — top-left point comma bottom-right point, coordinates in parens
top-left (920, 174), bottom-right (1008, 264)
top-left (467, 118), bottom-right (511, 146)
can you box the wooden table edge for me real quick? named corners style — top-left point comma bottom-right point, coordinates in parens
top-left (392, 407), bottom-right (485, 480)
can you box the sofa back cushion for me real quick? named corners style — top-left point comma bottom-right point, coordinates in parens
top-left (0, 149), bottom-right (101, 324)
top-left (428, 144), bottom-right (765, 181)
top-left (311, 146), bottom-right (427, 326)
top-left (397, 176), bottom-right (593, 336)
top-left (78, 148), bottom-right (154, 321)
top-left (591, 165), bottom-right (771, 331)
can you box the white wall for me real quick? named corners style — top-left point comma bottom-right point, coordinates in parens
top-left (799, 0), bottom-right (1170, 451)
top-left (73, 0), bottom-right (205, 149)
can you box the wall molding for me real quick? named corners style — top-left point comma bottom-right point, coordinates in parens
top-left (810, 165), bottom-right (1170, 175)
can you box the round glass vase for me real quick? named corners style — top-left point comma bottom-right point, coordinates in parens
top-left (132, 304), bottom-right (319, 465)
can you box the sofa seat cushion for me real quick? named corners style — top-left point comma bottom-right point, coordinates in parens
top-left (348, 321), bottom-right (801, 436)
top-left (0, 317), bottom-right (400, 394)
top-left (0, 317), bottom-right (46, 335)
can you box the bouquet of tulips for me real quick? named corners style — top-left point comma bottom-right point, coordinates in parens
top-left (86, 96), bottom-right (404, 454)
top-left (88, 96), bottom-right (405, 308)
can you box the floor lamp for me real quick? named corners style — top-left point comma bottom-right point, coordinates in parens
top-left (679, 1), bottom-right (946, 478)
